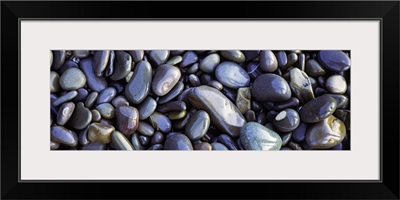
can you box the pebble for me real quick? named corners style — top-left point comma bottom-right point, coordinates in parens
top-left (149, 50), bottom-right (169, 66)
top-left (158, 82), bottom-right (184, 104)
top-left (73, 88), bottom-right (89, 103)
top-left (151, 131), bottom-right (164, 145)
top-left (217, 134), bottom-right (238, 150)
top-left (50, 140), bottom-right (60, 150)
top-left (152, 64), bottom-right (181, 96)
top-left (80, 57), bottom-right (108, 92)
top-left (157, 101), bottom-right (186, 113)
top-left (51, 125), bottom-right (78, 147)
top-left (180, 51), bottom-right (198, 68)
top-left (95, 103), bottom-right (115, 119)
top-left (137, 97), bottom-right (157, 120)
top-left (52, 90), bottom-right (78, 107)
top-left (91, 109), bottom-right (101, 122)
top-left (194, 142), bottom-right (212, 150)
top-left (125, 60), bottom-right (152, 104)
top-left (215, 61), bottom-right (250, 89)
top-left (78, 126), bottom-right (90, 145)
top-left (115, 106), bottom-right (139, 137)
top-left (325, 75), bottom-right (347, 94)
top-left (276, 51), bottom-right (287, 68)
top-left (306, 115), bottom-right (346, 149)
top-left (305, 59), bottom-right (326, 77)
top-left (236, 87), bottom-right (251, 114)
top-left (220, 50), bottom-right (245, 63)
top-left (93, 50), bottom-right (110, 76)
top-left (73, 50), bottom-right (90, 58)
top-left (245, 110), bottom-right (256, 122)
top-left (187, 63), bottom-right (199, 74)
top-left (51, 50), bottom-right (66, 70)
top-left (50, 71), bottom-right (60, 93)
top-left (137, 121), bottom-right (155, 137)
top-left (317, 50), bottom-right (351, 72)
top-left (131, 132), bottom-right (145, 150)
top-left (246, 62), bottom-right (263, 80)
top-left (166, 55), bottom-right (182, 65)
top-left (240, 122), bottom-right (282, 150)
top-left (111, 131), bottom-right (134, 150)
top-left (292, 122), bottom-right (307, 142)
top-left (208, 80), bottom-right (223, 90)
top-left (56, 102), bottom-right (75, 125)
top-left (88, 123), bottom-right (115, 144)
top-left (105, 50), bottom-right (115, 77)
top-left (242, 50), bottom-right (260, 61)
top-left (299, 95), bottom-right (337, 123)
top-left (69, 102), bottom-right (92, 130)
top-left (185, 110), bottom-right (210, 140)
top-left (111, 51), bottom-right (132, 81)
top-left (164, 133), bottom-right (193, 150)
top-left (252, 73), bottom-right (291, 102)
top-left (273, 108), bottom-right (300, 132)
top-left (168, 110), bottom-right (187, 120)
top-left (189, 86), bottom-right (246, 137)
top-left (199, 53), bottom-right (220, 73)
top-left (84, 91), bottom-right (98, 109)
top-left (295, 53), bottom-right (305, 71)
top-left (259, 50), bottom-right (278, 72)
top-left (127, 50), bottom-right (144, 63)
top-left (149, 112), bottom-right (172, 133)
top-left (97, 87), bottom-right (117, 105)
top-left (189, 74), bottom-right (201, 87)
top-left (321, 94), bottom-right (349, 109)
top-left (211, 142), bottom-right (229, 150)
top-left (289, 68), bottom-right (315, 104)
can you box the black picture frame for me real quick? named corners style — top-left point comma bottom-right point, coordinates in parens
top-left (1, 1), bottom-right (399, 199)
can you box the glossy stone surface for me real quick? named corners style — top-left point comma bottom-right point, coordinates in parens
top-left (50, 71), bottom-right (60, 93)
top-left (88, 123), bottom-right (115, 144)
top-left (164, 133), bottom-right (193, 150)
top-left (252, 73), bottom-right (291, 102)
top-left (97, 87), bottom-right (117, 105)
top-left (69, 102), bottom-right (92, 130)
top-left (158, 82), bottom-right (184, 104)
top-left (236, 87), bottom-right (251, 114)
top-left (149, 112), bottom-right (172, 133)
top-left (95, 103), bottom-right (115, 119)
top-left (306, 115), bottom-right (346, 149)
top-left (199, 53), bottom-right (220, 73)
top-left (111, 131), bottom-right (134, 150)
top-left (111, 51), bottom-right (132, 81)
top-left (273, 108), bottom-right (300, 132)
top-left (52, 91), bottom-right (78, 107)
top-left (137, 121), bottom-right (155, 137)
top-left (51, 125), bottom-right (78, 147)
top-left (299, 95), bottom-right (337, 123)
top-left (180, 51), bottom-right (198, 68)
top-left (259, 50), bottom-right (278, 72)
top-left (289, 68), bottom-right (315, 104)
top-left (305, 59), bottom-right (326, 77)
top-left (115, 106), bottom-right (139, 137)
top-left (149, 50), bottom-right (169, 66)
top-left (51, 50), bottom-right (66, 70)
top-left (189, 86), bottom-right (246, 137)
top-left (325, 75), bottom-right (347, 94)
top-left (240, 122), bottom-right (282, 150)
top-left (80, 57), bottom-right (108, 92)
top-left (93, 50), bottom-right (110, 76)
top-left (317, 50), bottom-right (351, 72)
top-left (185, 110), bottom-right (210, 140)
top-left (137, 97), bottom-right (157, 120)
top-left (152, 64), bottom-right (181, 96)
top-left (215, 61), bottom-right (250, 89)
top-left (125, 60), bottom-right (152, 104)
top-left (56, 102), bottom-right (75, 126)
top-left (220, 50), bottom-right (245, 63)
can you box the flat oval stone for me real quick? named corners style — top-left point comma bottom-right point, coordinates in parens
top-left (51, 50), bottom-right (66, 70)
top-left (127, 50), bottom-right (144, 63)
top-left (260, 50), bottom-right (278, 72)
top-left (149, 112), bottom-right (172, 133)
top-left (96, 103), bottom-right (115, 119)
top-left (51, 125), bottom-right (78, 147)
top-left (115, 106), bottom-right (139, 137)
top-left (236, 87), bottom-right (251, 114)
top-left (211, 142), bottom-right (229, 150)
top-left (321, 94), bottom-right (349, 109)
top-left (306, 115), bottom-right (346, 149)
top-left (73, 50), bottom-right (90, 58)
top-left (50, 71), bottom-right (60, 93)
top-left (149, 50), bottom-right (169, 66)
top-left (189, 74), bottom-right (201, 87)
top-left (80, 57), bottom-right (108, 92)
top-left (59, 68), bottom-right (86, 91)
top-left (157, 101), bottom-right (186, 113)
top-left (194, 142), bottom-right (212, 150)
top-left (289, 68), bottom-right (315, 104)
top-left (111, 51), bottom-right (132, 81)
top-left (111, 95), bottom-right (130, 108)
top-left (317, 50), bottom-right (350, 72)
top-left (164, 133), bottom-right (193, 150)
top-left (185, 110), bottom-right (210, 140)
top-left (137, 121), bottom-right (155, 137)
top-left (73, 88), bottom-right (89, 103)
top-left (152, 64), bottom-right (181, 96)
top-left (166, 55), bottom-right (182, 65)
top-left (137, 97), bottom-right (157, 120)
top-left (111, 131), bottom-right (134, 150)
top-left (158, 82), bottom-right (184, 104)
top-left (240, 122), bottom-right (282, 150)
top-left (52, 91), bottom-right (78, 107)
top-left (199, 53), bottom-right (220, 73)
top-left (220, 50), bottom-right (245, 63)
top-left (97, 87), bottom-right (117, 105)
top-left (69, 102), bottom-right (92, 130)
top-left (325, 75), bottom-right (347, 94)
top-left (180, 51), bottom-right (198, 68)
top-left (84, 91), bottom-right (98, 109)
top-left (188, 63), bottom-right (199, 74)
top-left (215, 61), bottom-right (250, 89)
top-left (130, 132), bottom-right (145, 150)
top-left (273, 108), bottom-right (300, 132)
top-left (276, 51), bottom-right (287, 68)
top-left (189, 86), bottom-right (246, 137)
top-left (305, 59), bottom-right (326, 77)
top-left (57, 102), bottom-right (75, 126)
top-left (93, 50), bottom-right (110, 76)
top-left (88, 123), bottom-right (115, 144)
top-left (299, 95), bottom-right (337, 123)
top-left (252, 73), bottom-right (291, 102)
top-left (169, 110), bottom-right (186, 120)
top-left (125, 60), bottom-right (152, 104)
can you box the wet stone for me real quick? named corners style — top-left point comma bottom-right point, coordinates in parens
top-left (240, 122), bottom-right (282, 150)
top-left (152, 64), bottom-right (181, 96)
top-left (125, 60), bottom-right (152, 104)
top-left (115, 106), bottom-right (139, 137)
top-left (88, 123), bottom-right (115, 144)
top-left (97, 87), bottom-right (117, 105)
top-left (215, 61), bottom-right (250, 89)
top-left (185, 110), bottom-right (210, 140)
top-left (51, 125), bottom-right (78, 147)
top-left (56, 102), bottom-right (75, 126)
top-left (164, 133), bottom-right (193, 150)
top-left (137, 97), bottom-right (157, 120)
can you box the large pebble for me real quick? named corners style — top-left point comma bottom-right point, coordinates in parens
top-left (185, 110), bottom-right (210, 140)
top-left (80, 57), bottom-right (108, 92)
top-left (252, 73), bottom-right (291, 102)
top-left (56, 102), bottom-right (75, 126)
top-left (240, 122), bottom-right (282, 150)
top-left (289, 68), bottom-right (315, 104)
top-left (199, 53), bottom-right (220, 73)
top-left (152, 64), bottom-right (181, 96)
top-left (69, 102), bottom-right (92, 130)
top-left (115, 106), bottom-right (139, 137)
top-left (306, 115), bottom-right (346, 149)
top-left (189, 86), bottom-right (246, 137)
top-left (149, 112), bottom-right (172, 133)
top-left (164, 133), bottom-right (193, 150)
top-left (111, 51), bottom-right (132, 81)
top-left (51, 125), bottom-right (78, 147)
top-left (125, 61), bottom-right (152, 104)
top-left (259, 50), bottom-right (278, 72)
top-left (299, 95), bottom-right (337, 123)
top-left (220, 50), bottom-right (245, 63)
top-left (88, 123), bottom-right (115, 144)
top-left (317, 50), bottom-right (350, 72)
top-left (215, 61), bottom-right (250, 89)
top-left (93, 50), bottom-right (110, 76)
top-left (59, 68), bottom-right (86, 91)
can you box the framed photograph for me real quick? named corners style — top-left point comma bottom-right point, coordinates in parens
top-left (1, 1), bottom-right (399, 199)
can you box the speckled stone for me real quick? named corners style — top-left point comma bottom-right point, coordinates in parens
top-left (289, 68), bottom-right (315, 104)
top-left (240, 122), bottom-right (282, 150)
